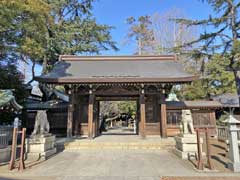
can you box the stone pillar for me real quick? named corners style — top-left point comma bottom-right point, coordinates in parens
top-left (67, 91), bottom-right (73, 138)
top-left (88, 88), bottom-right (94, 139)
top-left (140, 85), bottom-right (146, 138)
top-left (227, 115), bottom-right (240, 172)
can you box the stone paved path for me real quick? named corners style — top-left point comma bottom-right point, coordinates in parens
top-left (162, 177), bottom-right (240, 180)
top-left (0, 150), bottom-right (240, 180)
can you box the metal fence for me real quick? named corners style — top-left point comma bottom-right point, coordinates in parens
top-left (0, 126), bottom-right (13, 149)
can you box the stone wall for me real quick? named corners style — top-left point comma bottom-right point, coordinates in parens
top-left (0, 146), bottom-right (11, 164)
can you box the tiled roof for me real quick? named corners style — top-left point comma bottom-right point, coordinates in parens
top-left (25, 100), bottom-right (68, 110)
top-left (166, 100), bottom-right (222, 109)
top-left (35, 55), bottom-right (197, 84)
top-left (0, 90), bottom-right (22, 111)
top-left (212, 93), bottom-right (239, 107)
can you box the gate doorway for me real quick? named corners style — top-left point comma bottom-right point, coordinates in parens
top-left (97, 99), bottom-right (138, 136)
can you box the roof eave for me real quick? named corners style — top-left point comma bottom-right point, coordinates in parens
top-left (34, 76), bottom-right (198, 84)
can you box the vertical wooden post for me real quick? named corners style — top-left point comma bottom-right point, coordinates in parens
top-left (9, 127), bottom-right (17, 170)
top-left (95, 101), bottom-right (100, 136)
top-left (160, 103), bottom-right (167, 138)
top-left (67, 104), bottom-right (73, 138)
top-left (160, 89), bottom-right (167, 138)
top-left (136, 99), bottom-right (140, 135)
top-left (205, 128), bottom-right (213, 170)
top-left (19, 128), bottom-right (26, 171)
top-left (67, 90), bottom-right (73, 138)
top-left (196, 128), bottom-right (203, 170)
top-left (74, 99), bottom-right (81, 137)
top-left (88, 88), bottom-right (94, 139)
top-left (140, 85), bottom-right (146, 138)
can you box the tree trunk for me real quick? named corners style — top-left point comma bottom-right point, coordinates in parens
top-left (233, 70), bottom-right (240, 108)
top-left (42, 55), bottom-right (47, 75)
top-left (138, 38), bottom-right (142, 55)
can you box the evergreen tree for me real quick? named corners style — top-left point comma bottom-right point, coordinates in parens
top-left (42, 0), bottom-right (118, 73)
top-left (181, 54), bottom-right (236, 100)
top-left (0, 0), bottom-right (118, 83)
top-left (175, 0), bottom-right (240, 105)
top-left (0, 63), bottom-right (26, 104)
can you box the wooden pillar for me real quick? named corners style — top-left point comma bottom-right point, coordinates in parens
top-left (95, 101), bottom-right (100, 136)
top-left (160, 103), bottom-right (167, 137)
top-left (67, 90), bottom-right (74, 138)
top-left (74, 104), bottom-right (79, 136)
top-left (140, 86), bottom-right (146, 138)
top-left (136, 99), bottom-right (140, 135)
top-left (160, 92), bottom-right (167, 138)
top-left (19, 128), bottom-right (26, 171)
top-left (9, 128), bottom-right (17, 170)
top-left (88, 88), bottom-right (94, 139)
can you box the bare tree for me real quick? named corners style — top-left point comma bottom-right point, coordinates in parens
top-left (100, 101), bottom-right (120, 117)
top-left (152, 8), bottom-right (197, 54)
top-left (124, 8), bottom-right (201, 75)
top-left (151, 8), bottom-right (200, 70)
top-left (125, 16), bottom-right (155, 55)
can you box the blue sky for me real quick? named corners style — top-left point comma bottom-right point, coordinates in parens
top-left (92, 0), bottom-right (213, 55)
top-left (26, 0), bottom-right (214, 82)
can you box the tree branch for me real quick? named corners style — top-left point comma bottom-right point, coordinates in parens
top-left (27, 60), bottom-right (36, 85)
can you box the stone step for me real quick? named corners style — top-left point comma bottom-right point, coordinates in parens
top-left (63, 141), bottom-right (175, 150)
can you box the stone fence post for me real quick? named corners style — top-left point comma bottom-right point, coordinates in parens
top-left (227, 115), bottom-right (240, 172)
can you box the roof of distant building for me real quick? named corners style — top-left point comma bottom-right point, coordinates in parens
top-left (212, 93), bottom-right (239, 107)
top-left (0, 90), bottom-right (22, 111)
top-left (166, 100), bottom-right (222, 109)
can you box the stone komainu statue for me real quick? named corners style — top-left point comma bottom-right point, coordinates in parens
top-left (181, 109), bottom-right (195, 134)
top-left (32, 110), bottom-right (50, 136)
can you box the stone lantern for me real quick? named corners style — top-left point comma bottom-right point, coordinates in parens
top-left (225, 115), bottom-right (240, 172)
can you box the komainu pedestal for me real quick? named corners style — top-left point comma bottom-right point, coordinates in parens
top-left (26, 134), bottom-right (56, 160)
top-left (26, 110), bottom-right (56, 160)
top-left (174, 110), bottom-right (203, 159)
top-left (174, 134), bottom-right (202, 159)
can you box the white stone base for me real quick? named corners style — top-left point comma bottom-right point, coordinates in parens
top-left (228, 162), bottom-right (240, 172)
top-left (174, 134), bottom-right (203, 160)
top-left (0, 146), bottom-right (11, 163)
top-left (26, 134), bottom-right (56, 161)
top-left (174, 148), bottom-right (197, 159)
top-left (27, 148), bottom-right (56, 161)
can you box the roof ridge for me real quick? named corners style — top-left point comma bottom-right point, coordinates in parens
top-left (59, 55), bottom-right (176, 61)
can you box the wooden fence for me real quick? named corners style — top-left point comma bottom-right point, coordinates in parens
top-left (217, 126), bottom-right (229, 143)
top-left (166, 110), bottom-right (217, 136)
top-left (217, 125), bottom-right (240, 144)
